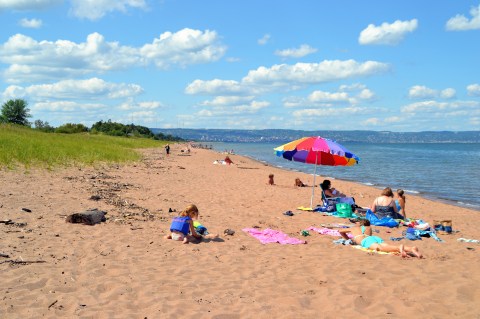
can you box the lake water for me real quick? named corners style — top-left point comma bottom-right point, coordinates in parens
top-left (209, 142), bottom-right (480, 211)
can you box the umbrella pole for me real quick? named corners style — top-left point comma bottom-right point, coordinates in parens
top-left (310, 153), bottom-right (318, 208)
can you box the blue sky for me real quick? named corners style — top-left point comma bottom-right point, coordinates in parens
top-left (1, 0), bottom-right (479, 131)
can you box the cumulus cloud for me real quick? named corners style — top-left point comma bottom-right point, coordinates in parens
top-left (258, 34), bottom-right (271, 45)
top-left (2, 78), bottom-right (143, 101)
top-left (119, 99), bottom-right (164, 110)
top-left (467, 83), bottom-right (480, 96)
top-left (186, 60), bottom-right (390, 96)
top-left (401, 100), bottom-right (480, 113)
top-left (292, 106), bottom-right (370, 118)
top-left (275, 44), bottom-right (317, 58)
top-left (0, 29), bottom-right (226, 83)
top-left (408, 85), bottom-right (456, 99)
top-left (446, 4), bottom-right (480, 31)
top-left (359, 19), bottom-right (418, 45)
top-left (0, 0), bottom-right (61, 10)
top-left (33, 101), bottom-right (106, 112)
top-left (70, 0), bottom-right (147, 20)
top-left (283, 85), bottom-right (376, 108)
top-left (196, 97), bottom-right (270, 118)
top-left (19, 18), bottom-right (42, 28)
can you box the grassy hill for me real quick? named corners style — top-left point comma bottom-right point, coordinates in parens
top-left (0, 124), bottom-right (167, 169)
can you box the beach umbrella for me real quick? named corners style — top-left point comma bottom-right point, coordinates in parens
top-left (274, 136), bottom-right (359, 208)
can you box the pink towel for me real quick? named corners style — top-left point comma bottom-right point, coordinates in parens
top-left (242, 228), bottom-right (306, 245)
top-left (307, 227), bottom-right (353, 238)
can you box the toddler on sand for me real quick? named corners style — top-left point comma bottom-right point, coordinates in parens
top-left (164, 204), bottom-right (218, 243)
top-left (164, 204), bottom-right (202, 244)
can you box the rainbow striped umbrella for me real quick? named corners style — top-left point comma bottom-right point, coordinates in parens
top-left (274, 136), bottom-right (359, 208)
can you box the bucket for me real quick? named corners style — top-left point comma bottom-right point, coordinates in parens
top-left (336, 203), bottom-right (352, 218)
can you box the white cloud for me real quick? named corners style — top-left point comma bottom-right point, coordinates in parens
top-left (446, 4), bottom-right (480, 31)
top-left (140, 29), bottom-right (226, 68)
top-left (408, 85), bottom-right (457, 99)
top-left (119, 99), bottom-right (164, 110)
top-left (401, 100), bottom-right (480, 113)
top-left (2, 78), bottom-right (143, 101)
top-left (308, 91), bottom-right (351, 104)
top-left (19, 18), bottom-right (42, 28)
top-left (258, 34), bottom-right (271, 45)
top-left (0, 29), bottom-right (226, 83)
top-left (359, 19), bottom-right (418, 45)
top-left (408, 85), bottom-right (437, 99)
top-left (0, 0), bottom-right (61, 10)
top-left (186, 60), bottom-right (389, 97)
top-left (363, 118), bottom-right (380, 126)
top-left (275, 44), bottom-right (317, 58)
top-left (467, 83), bottom-right (480, 96)
top-left (440, 88), bottom-right (456, 99)
top-left (70, 0), bottom-right (147, 20)
top-left (292, 106), bottom-right (369, 118)
top-left (201, 96), bottom-right (255, 106)
top-left (283, 84), bottom-right (376, 108)
top-left (33, 101), bottom-right (106, 112)
top-left (196, 99), bottom-right (269, 118)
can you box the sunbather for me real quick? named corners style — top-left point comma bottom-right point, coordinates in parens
top-left (320, 179), bottom-right (346, 197)
top-left (338, 220), bottom-right (423, 258)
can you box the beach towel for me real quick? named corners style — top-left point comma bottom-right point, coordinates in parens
top-left (297, 206), bottom-right (314, 211)
top-left (242, 228), bottom-right (306, 245)
top-left (351, 245), bottom-right (396, 255)
top-left (366, 210), bottom-right (399, 228)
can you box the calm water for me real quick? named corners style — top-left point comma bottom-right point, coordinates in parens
top-left (210, 142), bottom-right (480, 210)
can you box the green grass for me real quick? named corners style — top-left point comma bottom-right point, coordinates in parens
top-left (0, 124), bottom-right (166, 169)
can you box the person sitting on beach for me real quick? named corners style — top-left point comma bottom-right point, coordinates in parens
top-left (224, 156), bottom-right (233, 165)
top-left (371, 187), bottom-right (402, 219)
top-left (268, 174), bottom-right (275, 185)
top-left (164, 204), bottom-right (203, 244)
top-left (338, 220), bottom-right (422, 258)
top-left (320, 179), bottom-right (346, 198)
top-left (294, 178), bottom-right (306, 187)
top-left (395, 189), bottom-right (407, 219)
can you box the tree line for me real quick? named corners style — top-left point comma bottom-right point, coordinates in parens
top-left (0, 99), bottom-right (183, 141)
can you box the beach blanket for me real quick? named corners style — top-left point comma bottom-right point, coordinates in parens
top-left (242, 228), bottom-right (306, 245)
top-left (351, 245), bottom-right (395, 255)
top-left (297, 206), bottom-right (314, 211)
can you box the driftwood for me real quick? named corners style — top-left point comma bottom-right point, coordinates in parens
top-left (66, 209), bottom-right (107, 225)
top-left (0, 260), bottom-right (46, 265)
top-left (0, 253), bottom-right (9, 258)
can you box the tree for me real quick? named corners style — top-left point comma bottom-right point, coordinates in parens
top-left (0, 99), bottom-right (31, 126)
top-left (55, 123), bottom-right (89, 134)
top-left (34, 120), bottom-right (55, 133)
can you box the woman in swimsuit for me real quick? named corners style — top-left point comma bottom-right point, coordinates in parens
top-left (371, 187), bottom-right (401, 219)
top-left (338, 220), bottom-right (423, 258)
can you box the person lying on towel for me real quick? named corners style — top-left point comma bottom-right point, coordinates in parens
top-left (338, 220), bottom-right (423, 258)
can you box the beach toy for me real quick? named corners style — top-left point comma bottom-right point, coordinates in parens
top-left (193, 221), bottom-right (208, 235)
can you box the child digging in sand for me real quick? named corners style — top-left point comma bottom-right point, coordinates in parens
top-left (338, 220), bottom-right (423, 258)
top-left (164, 204), bottom-right (218, 243)
top-left (164, 204), bottom-right (203, 244)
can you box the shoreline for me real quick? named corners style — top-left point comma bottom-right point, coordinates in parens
top-left (210, 144), bottom-right (480, 212)
top-left (1, 145), bottom-right (479, 317)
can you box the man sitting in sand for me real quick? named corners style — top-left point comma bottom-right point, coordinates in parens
top-left (338, 220), bottom-right (423, 258)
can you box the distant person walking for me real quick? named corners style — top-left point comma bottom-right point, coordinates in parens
top-left (165, 144), bottom-right (170, 157)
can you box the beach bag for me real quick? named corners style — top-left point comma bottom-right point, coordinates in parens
top-left (366, 210), bottom-right (399, 228)
top-left (336, 203), bottom-right (352, 217)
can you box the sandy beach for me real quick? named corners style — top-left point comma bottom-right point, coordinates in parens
top-left (1, 144), bottom-right (479, 318)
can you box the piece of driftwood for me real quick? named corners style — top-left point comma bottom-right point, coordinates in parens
top-left (66, 209), bottom-right (107, 226)
top-left (0, 253), bottom-right (9, 258)
top-left (0, 260), bottom-right (46, 265)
